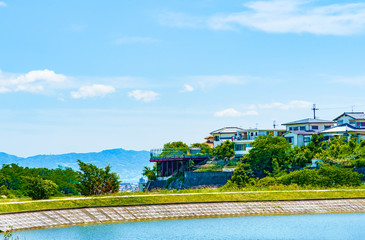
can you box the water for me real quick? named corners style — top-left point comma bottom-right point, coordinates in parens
top-left (14, 213), bottom-right (365, 240)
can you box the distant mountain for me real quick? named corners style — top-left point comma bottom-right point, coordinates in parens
top-left (0, 149), bottom-right (152, 183)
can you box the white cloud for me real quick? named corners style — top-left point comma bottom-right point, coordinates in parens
top-left (0, 2), bottom-right (6, 7)
top-left (208, 0), bottom-right (365, 35)
top-left (115, 37), bottom-right (159, 44)
top-left (71, 84), bottom-right (115, 99)
top-left (214, 108), bottom-right (258, 117)
top-left (180, 84), bottom-right (194, 93)
top-left (332, 76), bottom-right (365, 85)
top-left (128, 90), bottom-right (159, 102)
top-left (160, 1), bottom-right (365, 35)
top-left (258, 100), bottom-right (312, 110)
top-left (0, 69), bottom-right (67, 93)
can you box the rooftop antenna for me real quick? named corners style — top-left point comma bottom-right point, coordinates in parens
top-left (255, 123), bottom-right (258, 129)
top-left (273, 120), bottom-right (277, 129)
top-left (312, 104), bottom-right (319, 119)
top-left (352, 105), bottom-right (355, 112)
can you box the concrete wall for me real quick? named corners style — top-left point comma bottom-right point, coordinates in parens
top-left (1, 199), bottom-right (365, 232)
top-left (183, 171), bottom-right (233, 188)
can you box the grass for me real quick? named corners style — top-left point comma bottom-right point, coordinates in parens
top-left (1, 186), bottom-right (365, 213)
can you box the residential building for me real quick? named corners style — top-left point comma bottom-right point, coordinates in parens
top-left (210, 127), bottom-right (244, 148)
top-left (204, 135), bottom-right (214, 148)
top-left (233, 128), bottom-right (286, 157)
top-left (282, 118), bottom-right (334, 147)
top-left (321, 124), bottom-right (365, 141)
top-left (333, 112), bottom-right (365, 128)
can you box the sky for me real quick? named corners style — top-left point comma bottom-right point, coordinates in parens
top-left (1, 0), bottom-right (365, 157)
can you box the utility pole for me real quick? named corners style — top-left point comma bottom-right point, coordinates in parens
top-left (273, 120), bottom-right (276, 129)
top-left (312, 104), bottom-right (319, 119)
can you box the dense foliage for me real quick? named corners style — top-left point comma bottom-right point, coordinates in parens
top-left (229, 135), bottom-right (365, 188)
top-left (213, 140), bottom-right (235, 160)
top-left (77, 160), bottom-right (121, 196)
top-left (0, 163), bottom-right (79, 199)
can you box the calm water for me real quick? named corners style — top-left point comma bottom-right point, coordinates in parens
top-left (14, 213), bottom-right (365, 240)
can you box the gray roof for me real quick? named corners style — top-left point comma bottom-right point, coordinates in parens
top-left (282, 118), bottom-right (334, 125)
top-left (333, 112), bottom-right (365, 121)
top-left (210, 127), bottom-right (243, 134)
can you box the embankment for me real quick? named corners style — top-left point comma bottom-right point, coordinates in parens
top-left (1, 198), bottom-right (365, 232)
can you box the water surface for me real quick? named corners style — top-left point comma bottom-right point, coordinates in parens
top-left (14, 213), bottom-right (365, 240)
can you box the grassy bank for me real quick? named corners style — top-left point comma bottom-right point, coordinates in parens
top-left (1, 187), bottom-right (365, 213)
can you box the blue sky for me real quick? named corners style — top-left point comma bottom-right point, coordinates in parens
top-left (1, 0), bottom-right (365, 156)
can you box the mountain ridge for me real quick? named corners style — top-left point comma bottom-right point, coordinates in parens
top-left (0, 148), bottom-right (151, 183)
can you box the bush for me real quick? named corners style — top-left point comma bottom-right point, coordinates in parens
top-left (24, 177), bottom-right (58, 200)
top-left (256, 177), bottom-right (278, 187)
top-left (279, 165), bottom-right (363, 187)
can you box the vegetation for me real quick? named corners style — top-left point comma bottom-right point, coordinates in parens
top-left (213, 140), bottom-right (235, 160)
top-left (142, 165), bottom-right (157, 181)
top-left (77, 160), bottom-right (121, 196)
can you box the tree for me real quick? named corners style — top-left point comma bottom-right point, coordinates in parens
top-left (213, 140), bottom-right (235, 160)
top-left (161, 141), bottom-right (189, 157)
top-left (248, 135), bottom-right (290, 177)
top-left (23, 176), bottom-right (58, 200)
top-left (190, 143), bottom-right (213, 155)
top-left (142, 165), bottom-right (157, 181)
top-left (231, 162), bottom-right (254, 187)
top-left (77, 160), bottom-right (121, 196)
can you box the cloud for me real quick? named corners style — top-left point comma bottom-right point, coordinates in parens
top-left (332, 76), bottom-right (365, 85)
top-left (160, 1), bottom-right (365, 35)
top-left (180, 84), bottom-right (194, 93)
top-left (0, 69), bottom-right (67, 93)
top-left (258, 100), bottom-right (312, 110)
top-left (0, 2), bottom-right (6, 7)
top-left (115, 37), bottom-right (159, 44)
top-left (214, 108), bottom-right (258, 117)
top-left (128, 90), bottom-right (159, 102)
top-left (71, 84), bottom-right (115, 99)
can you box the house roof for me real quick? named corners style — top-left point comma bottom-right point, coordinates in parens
top-left (237, 128), bottom-right (286, 132)
top-left (282, 118), bottom-right (334, 125)
top-left (321, 124), bottom-right (365, 134)
top-left (210, 127), bottom-right (243, 135)
top-left (333, 112), bottom-right (365, 121)
top-left (284, 130), bottom-right (318, 136)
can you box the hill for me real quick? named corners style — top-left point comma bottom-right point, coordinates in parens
top-left (0, 149), bottom-right (151, 183)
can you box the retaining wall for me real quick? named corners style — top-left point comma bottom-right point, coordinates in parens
top-left (183, 171), bottom-right (233, 188)
top-left (1, 199), bottom-right (365, 232)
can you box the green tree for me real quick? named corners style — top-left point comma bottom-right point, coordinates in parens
top-left (190, 143), bottom-right (213, 155)
top-left (77, 160), bottom-right (121, 196)
top-left (213, 140), bottom-right (235, 160)
top-left (248, 135), bottom-right (290, 177)
top-left (23, 176), bottom-right (58, 200)
top-left (161, 141), bottom-right (189, 157)
top-left (142, 165), bottom-right (157, 181)
top-left (231, 162), bottom-right (254, 187)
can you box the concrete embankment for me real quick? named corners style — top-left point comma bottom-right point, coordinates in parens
top-left (1, 199), bottom-right (365, 232)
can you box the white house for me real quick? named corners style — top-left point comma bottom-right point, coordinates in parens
top-left (321, 124), bottom-right (365, 141)
top-left (282, 118), bottom-right (334, 147)
top-left (333, 112), bottom-right (365, 128)
top-left (233, 128), bottom-right (286, 157)
top-left (210, 127), bottom-right (244, 148)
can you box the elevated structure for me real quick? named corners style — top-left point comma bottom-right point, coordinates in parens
top-left (150, 148), bottom-right (210, 178)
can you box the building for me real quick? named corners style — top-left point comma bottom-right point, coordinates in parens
top-left (282, 118), bottom-right (334, 147)
top-left (333, 112), bottom-right (365, 128)
top-left (210, 127), bottom-right (244, 148)
top-left (233, 128), bottom-right (286, 157)
top-left (321, 124), bottom-right (365, 141)
top-left (204, 135), bottom-right (214, 148)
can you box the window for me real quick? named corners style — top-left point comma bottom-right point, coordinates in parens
top-left (338, 120), bottom-right (343, 124)
top-left (304, 137), bottom-right (311, 143)
top-left (324, 125), bottom-right (331, 130)
top-left (251, 132), bottom-right (254, 136)
top-left (214, 136), bottom-right (220, 141)
top-left (286, 137), bottom-right (294, 144)
top-left (300, 126), bottom-right (306, 131)
top-left (293, 127), bottom-right (298, 131)
top-left (235, 144), bottom-right (246, 151)
top-left (246, 143), bottom-right (251, 148)
top-left (311, 125), bottom-right (318, 130)
top-left (289, 127), bottom-right (293, 131)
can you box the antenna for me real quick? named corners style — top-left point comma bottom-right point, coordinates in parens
top-left (352, 105), bottom-right (355, 112)
top-left (273, 120), bottom-right (276, 129)
top-left (255, 123), bottom-right (258, 129)
top-left (312, 104), bottom-right (319, 119)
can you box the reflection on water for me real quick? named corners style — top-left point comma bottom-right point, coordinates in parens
top-left (15, 213), bottom-right (365, 240)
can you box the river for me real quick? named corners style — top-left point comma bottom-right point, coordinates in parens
top-left (13, 213), bottom-right (365, 240)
